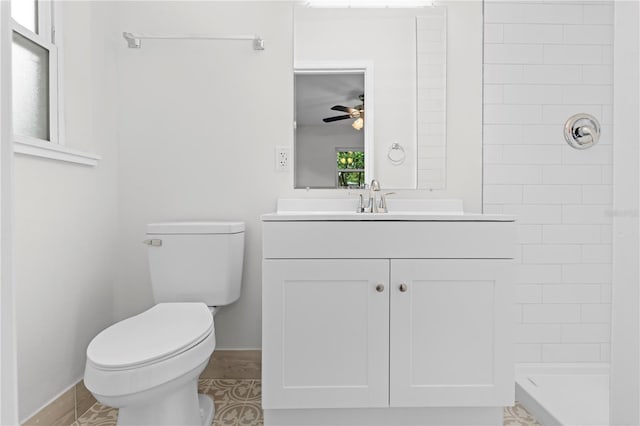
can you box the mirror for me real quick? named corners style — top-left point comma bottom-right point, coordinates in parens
top-left (293, 2), bottom-right (483, 191)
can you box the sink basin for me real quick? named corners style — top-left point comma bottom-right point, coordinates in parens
top-left (262, 198), bottom-right (514, 222)
top-left (276, 198), bottom-right (464, 215)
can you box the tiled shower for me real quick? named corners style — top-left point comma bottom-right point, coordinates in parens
top-left (483, 1), bottom-right (613, 364)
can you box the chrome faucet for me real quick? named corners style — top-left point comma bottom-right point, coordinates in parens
top-left (378, 192), bottom-right (395, 213)
top-left (356, 179), bottom-right (380, 213)
top-left (357, 179), bottom-right (392, 213)
top-left (357, 194), bottom-right (365, 213)
top-left (369, 179), bottom-right (381, 213)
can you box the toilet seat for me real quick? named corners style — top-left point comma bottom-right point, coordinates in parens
top-left (85, 303), bottom-right (216, 398)
top-left (87, 303), bottom-right (213, 370)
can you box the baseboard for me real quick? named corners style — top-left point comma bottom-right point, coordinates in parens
top-left (22, 379), bottom-right (97, 426)
top-left (202, 349), bottom-right (262, 379)
top-left (21, 350), bottom-right (262, 425)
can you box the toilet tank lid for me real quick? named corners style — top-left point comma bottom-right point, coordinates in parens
top-left (147, 221), bottom-right (245, 235)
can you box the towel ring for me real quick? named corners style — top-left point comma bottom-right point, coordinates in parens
top-left (388, 143), bottom-right (406, 165)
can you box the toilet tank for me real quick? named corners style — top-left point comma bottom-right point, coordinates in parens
top-left (146, 221), bottom-right (245, 306)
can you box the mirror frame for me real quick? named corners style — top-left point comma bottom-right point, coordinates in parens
top-left (294, 61), bottom-right (375, 189)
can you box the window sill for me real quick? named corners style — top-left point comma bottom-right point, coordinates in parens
top-left (14, 138), bottom-right (101, 166)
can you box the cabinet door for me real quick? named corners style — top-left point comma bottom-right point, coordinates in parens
top-left (262, 259), bottom-right (390, 409)
top-left (389, 260), bottom-right (514, 407)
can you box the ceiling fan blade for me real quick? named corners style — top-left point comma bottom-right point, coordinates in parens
top-left (330, 105), bottom-right (352, 113)
top-left (323, 115), bottom-right (352, 123)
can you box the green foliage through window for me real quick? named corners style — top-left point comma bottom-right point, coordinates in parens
top-left (337, 150), bottom-right (365, 188)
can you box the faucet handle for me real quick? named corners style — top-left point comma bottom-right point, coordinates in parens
top-left (379, 192), bottom-right (395, 213)
top-left (357, 194), bottom-right (365, 213)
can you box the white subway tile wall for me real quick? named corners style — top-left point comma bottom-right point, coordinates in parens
top-left (483, 1), bottom-right (613, 363)
top-left (417, 10), bottom-right (447, 189)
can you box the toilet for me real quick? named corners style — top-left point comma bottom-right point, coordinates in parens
top-left (84, 221), bottom-right (244, 426)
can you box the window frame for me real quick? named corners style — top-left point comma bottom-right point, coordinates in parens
top-left (11, 0), bottom-right (60, 145)
top-left (10, 0), bottom-right (99, 166)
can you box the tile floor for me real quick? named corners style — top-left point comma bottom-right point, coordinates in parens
top-left (73, 379), bottom-right (539, 426)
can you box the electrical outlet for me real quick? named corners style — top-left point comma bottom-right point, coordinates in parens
top-left (275, 146), bottom-right (291, 172)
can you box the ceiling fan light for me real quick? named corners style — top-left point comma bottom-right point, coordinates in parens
top-left (352, 117), bottom-right (364, 130)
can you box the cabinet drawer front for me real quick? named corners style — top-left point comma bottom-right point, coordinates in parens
top-left (262, 259), bottom-right (390, 409)
top-left (389, 260), bottom-right (514, 407)
top-left (263, 221), bottom-right (515, 259)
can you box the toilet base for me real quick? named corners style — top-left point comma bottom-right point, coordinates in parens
top-left (93, 359), bottom-right (212, 426)
top-left (199, 394), bottom-right (215, 425)
top-left (116, 376), bottom-right (209, 426)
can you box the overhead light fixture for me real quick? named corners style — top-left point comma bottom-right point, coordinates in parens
top-left (352, 117), bottom-right (364, 130)
top-left (306, 0), bottom-right (434, 8)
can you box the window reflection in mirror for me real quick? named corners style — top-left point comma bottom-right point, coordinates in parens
top-left (336, 149), bottom-right (365, 188)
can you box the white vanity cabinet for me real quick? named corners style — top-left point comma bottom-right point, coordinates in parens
top-left (389, 259), bottom-right (513, 407)
top-left (262, 259), bottom-right (390, 409)
top-left (262, 216), bottom-right (516, 426)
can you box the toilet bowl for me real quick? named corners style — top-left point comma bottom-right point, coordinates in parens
top-left (85, 303), bottom-right (217, 426)
top-left (84, 221), bottom-right (244, 425)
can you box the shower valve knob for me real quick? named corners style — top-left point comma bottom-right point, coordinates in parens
top-left (564, 113), bottom-right (601, 150)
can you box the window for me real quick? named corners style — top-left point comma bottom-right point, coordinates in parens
top-left (10, 0), bottom-right (99, 165)
top-left (336, 149), bottom-right (365, 188)
top-left (11, 0), bottom-right (59, 144)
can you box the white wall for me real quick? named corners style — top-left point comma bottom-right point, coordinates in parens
top-left (113, 1), bottom-right (294, 348)
top-left (483, 1), bottom-right (614, 363)
top-left (15, 2), bottom-right (118, 421)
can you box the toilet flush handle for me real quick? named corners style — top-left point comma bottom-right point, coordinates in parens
top-left (142, 239), bottom-right (162, 247)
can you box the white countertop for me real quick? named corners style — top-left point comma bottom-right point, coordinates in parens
top-left (261, 212), bottom-right (515, 221)
top-left (262, 198), bottom-right (515, 222)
